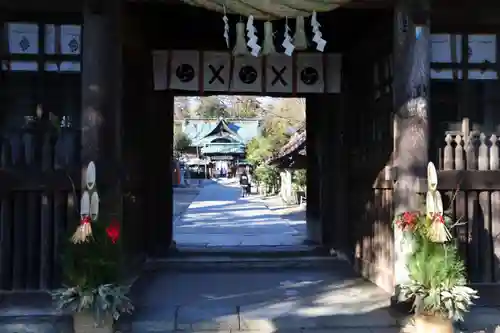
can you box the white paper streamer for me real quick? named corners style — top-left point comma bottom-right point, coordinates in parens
top-left (222, 6), bottom-right (230, 48)
top-left (293, 16), bottom-right (308, 51)
top-left (311, 11), bottom-right (326, 52)
top-left (246, 15), bottom-right (261, 57)
top-left (262, 21), bottom-right (276, 55)
top-left (233, 21), bottom-right (249, 56)
top-left (282, 17), bottom-right (295, 56)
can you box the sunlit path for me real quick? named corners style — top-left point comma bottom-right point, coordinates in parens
top-left (174, 180), bottom-right (307, 248)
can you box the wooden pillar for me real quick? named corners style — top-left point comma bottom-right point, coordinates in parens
top-left (308, 95), bottom-right (346, 248)
top-left (306, 98), bottom-right (321, 244)
top-left (392, 0), bottom-right (430, 298)
top-left (331, 95), bottom-right (347, 251)
top-left (144, 90), bottom-right (174, 256)
top-left (81, 0), bottom-right (123, 230)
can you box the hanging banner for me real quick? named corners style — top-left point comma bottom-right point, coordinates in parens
top-left (430, 34), bottom-right (462, 63)
top-left (325, 53), bottom-right (342, 93)
top-left (468, 35), bottom-right (496, 64)
top-left (169, 50), bottom-right (200, 91)
top-left (265, 55), bottom-right (293, 93)
top-left (230, 56), bottom-right (262, 92)
top-left (296, 53), bottom-right (324, 93)
top-left (60, 25), bottom-right (81, 55)
top-left (203, 51), bottom-right (231, 92)
top-left (8, 23), bottom-right (39, 54)
top-left (152, 50), bottom-right (168, 91)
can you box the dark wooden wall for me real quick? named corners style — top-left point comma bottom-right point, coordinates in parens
top-left (122, 7), bottom-right (174, 258)
top-left (0, 12), bottom-right (82, 290)
top-left (6, 0), bottom-right (500, 297)
top-left (342, 10), bottom-right (395, 293)
top-left (430, 2), bottom-right (500, 305)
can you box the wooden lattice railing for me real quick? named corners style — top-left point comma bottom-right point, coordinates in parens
top-left (438, 131), bottom-right (500, 285)
top-left (0, 127), bottom-right (80, 291)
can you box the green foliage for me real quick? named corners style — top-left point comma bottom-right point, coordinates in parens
top-left (246, 136), bottom-right (274, 166)
top-left (194, 96), bottom-right (229, 118)
top-left (292, 169), bottom-right (307, 191)
top-left (395, 213), bottom-right (478, 321)
top-left (173, 131), bottom-right (192, 156)
top-left (51, 284), bottom-right (133, 323)
top-left (254, 164), bottom-right (280, 194)
top-left (400, 239), bottom-right (477, 321)
top-left (61, 221), bottom-right (121, 288)
top-left (232, 97), bottom-right (261, 118)
top-left (51, 218), bottom-right (133, 324)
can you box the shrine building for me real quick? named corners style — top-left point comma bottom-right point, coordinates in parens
top-left (179, 117), bottom-right (261, 163)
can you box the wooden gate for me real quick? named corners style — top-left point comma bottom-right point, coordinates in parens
top-left (438, 131), bottom-right (500, 304)
top-left (0, 18), bottom-right (81, 291)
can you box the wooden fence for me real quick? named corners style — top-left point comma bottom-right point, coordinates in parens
top-left (437, 131), bottom-right (500, 289)
top-left (0, 124), bottom-right (79, 291)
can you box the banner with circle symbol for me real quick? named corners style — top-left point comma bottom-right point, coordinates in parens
top-left (230, 56), bottom-right (262, 92)
top-left (169, 50), bottom-right (200, 91)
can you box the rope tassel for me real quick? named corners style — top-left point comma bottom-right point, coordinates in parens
top-left (233, 21), bottom-right (249, 56)
top-left (293, 16), bottom-right (308, 50)
top-left (425, 162), bottom-right (452, 243)
top-left (71, 216), bottom-right (93, 244)
top-left (262, 21), bottom-right (276, 55)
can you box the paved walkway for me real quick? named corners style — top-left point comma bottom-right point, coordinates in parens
top-left (174, 179), bottom-right (307, 248)
top-left (126, 259), bottom-right (500, 333)
top-left (129, 262), bottom-right (400, 333)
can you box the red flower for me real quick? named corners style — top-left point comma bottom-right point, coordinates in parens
top-left (80, 216), bottom-right (91, 225)
top-left (106, 219), bottom-right (121, 244)
top-left (394, 211), bottom-right (420, 231)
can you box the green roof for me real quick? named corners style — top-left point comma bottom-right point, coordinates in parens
top-left (181, 118), bottom-right (261, 147)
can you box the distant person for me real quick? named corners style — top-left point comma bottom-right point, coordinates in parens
top-left (239, 172), bottom-right (249, 197)
top-left (246, 172), bottom-right (252, 194)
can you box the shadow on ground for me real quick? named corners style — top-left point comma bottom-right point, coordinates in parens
top-left (123, 260), bottom-right (402, 332)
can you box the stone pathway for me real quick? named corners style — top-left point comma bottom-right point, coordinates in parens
top-left (174, 180), bottom-right (307, 248)
top-left (127, 261), bottom-right (400, 333)
top-left (173, 188), bottom-right (201, 220)
top-left (125, 260), bottom-right (500, 333)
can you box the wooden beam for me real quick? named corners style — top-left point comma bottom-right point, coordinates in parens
top-left (392, 0), bottom-right (431, 304)
top-left (392, 0), bottom-right (430, 213)
top-left (437, 171), bottom-right (500, 191)
top-left (81, 0), bottom-right (123, 223)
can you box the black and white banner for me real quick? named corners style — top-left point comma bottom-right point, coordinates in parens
top-left (203, 52), bottom-right (231, 92)
top-left (265, 55), bottom-right (293, 93)
top-left (296, 53), bottom-right (324, 94)
top-left (169, 50), bottom-right (199, 91)
top-left (230, 56), bottom-right (262, 92)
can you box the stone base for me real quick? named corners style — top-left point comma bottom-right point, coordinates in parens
top-left (0, 314), bottom-right (72, 333)
top-left (73, 313), bottom-right (113, 333)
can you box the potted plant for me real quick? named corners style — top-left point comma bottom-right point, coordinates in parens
top-left (394, 162), bottom-right (478, 333)
top-left (51, 161), bottom-right (134, 333)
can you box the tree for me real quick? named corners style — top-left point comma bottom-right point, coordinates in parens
top-left (231, 96), bottom-right (262, 118)
top-left (194, 96), bottom-right (228, 118)
top-left (173, 131), bottom-right (192, 157)
top-left (246, 136), bottom-right (274, 166)
top-left (245, 97), bottom-right (306, 167)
